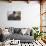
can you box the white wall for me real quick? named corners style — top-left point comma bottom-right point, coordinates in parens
top-left (0, 1), bottom-right (40, 28)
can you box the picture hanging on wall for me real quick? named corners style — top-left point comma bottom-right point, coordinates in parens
top-left (7, 11), bottom-right (21, 20)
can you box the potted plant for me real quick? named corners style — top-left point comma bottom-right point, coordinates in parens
top-left (32, 27), bottom-right (38, 40)
top-left (32, 27), bottom-right (43, 40)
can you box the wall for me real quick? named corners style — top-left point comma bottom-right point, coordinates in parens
top-left (0, 1), bottom-right (40, 28)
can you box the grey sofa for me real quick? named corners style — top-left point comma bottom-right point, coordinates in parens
top-left (9, 33), bottom-right (34, 43)
top-left (3, 28), bottom-right (34, 43)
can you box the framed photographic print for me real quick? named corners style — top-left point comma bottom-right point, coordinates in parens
top-left (8, 11), bottom-right (21, 20)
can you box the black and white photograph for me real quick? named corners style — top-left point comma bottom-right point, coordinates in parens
top-left (8, 11), bottom-right (21, 20)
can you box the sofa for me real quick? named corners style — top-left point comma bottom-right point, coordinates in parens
top-left (3, 27), bottom-right (34, 43)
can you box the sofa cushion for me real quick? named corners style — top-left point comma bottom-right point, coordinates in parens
top-left (21, 28), bottom-right (27, 35)
top-left (8, 27), bottom-right (14, 34)
top-left (14, 28), bottom-right (21, 34)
